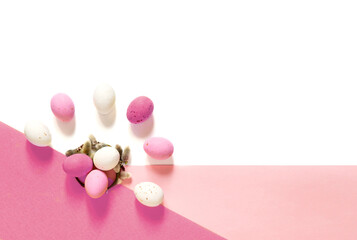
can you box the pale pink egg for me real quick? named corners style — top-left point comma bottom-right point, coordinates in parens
top-left (85, 170), bottom-right (108, 198)
top-left (144, 137), bottom-right (174, 160)
top-left (50, 93), bottom-right (75, 121)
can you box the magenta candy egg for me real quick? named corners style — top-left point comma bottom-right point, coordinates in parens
top-left (63, 153), bottom-right (93, 177)
top-left (105, 169), bottom-right (117, 186)
top-left (85, 170), bottom-right (108, 198)
top-left (144, 137), bottom-right (174, 160)
top-left (51, 93), bottom-right (75, 121)
top-left (126, 96), bottom-right (154, 124)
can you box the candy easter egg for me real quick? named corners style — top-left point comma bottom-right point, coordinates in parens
top-left (50, 93), bottom-right (75, 121)
top-left (24, 120), bottom-right (51, 147)
top-left (144, 137), bottom-right (174, 160)
top-left (127, 96), bottom-right (154, 124)
top-left (93, 83), bottom-right (116, 114)
top-left (93, 146), bottom-right (120, 171)
top-left (134, 182), bottom-right (164, 207)
top-left (63, 153), bottom-right (93, 177)
top-left (85, 170), bottom-right (108, 198)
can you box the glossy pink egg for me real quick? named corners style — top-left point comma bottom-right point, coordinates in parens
top-left (51, 93), bottom-right (75, 121)
top-left (126, 96), bottom-right (154, 124)
top-left (85, 170), bottom-right (108, 198)
top-left (144, 137), bottom-right (174, 160)
top-left (63, 154), bottom-right (93, 177)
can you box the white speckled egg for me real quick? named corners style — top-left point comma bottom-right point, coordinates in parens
top-left (93, 146), bottom-right (120, 171)
top-left (134, 182), bottom-right (164, 207)
top-left (93, 83), bottom-right (116, 114)
top-left (24, 120), bottom-right (51, 147)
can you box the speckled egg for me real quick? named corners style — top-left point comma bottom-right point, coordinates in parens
top-left (85, 170), bottom-right (108, 198)
top-left (93, 146), bottom-right (120, 171)
top-left (24, 120), bottom-right (52, 147)
top-left (63, 153), bottom-right (93, 177)
top-left (126, 96), bottom-right (154, 124)
top-left (50, 93), bottom-right (75, 121)
top-left (93, 83), bottom-right (116, 114)
top-left (144, 137), bottom-right (174, 160)
top-left (134, 182), bottom-right (164, 207)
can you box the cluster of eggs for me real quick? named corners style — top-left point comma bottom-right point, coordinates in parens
top-left (63, 148), bottom-right (119, 198)
top-left (24, 83), bottom-right (173, 207)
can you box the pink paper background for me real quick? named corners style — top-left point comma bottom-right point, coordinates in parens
top-left (0, 122), bottom-right (224, 240)
top-left (2, 121), bottom-right (357, 239)
top-left (123, 165), bottom-right (357, 239)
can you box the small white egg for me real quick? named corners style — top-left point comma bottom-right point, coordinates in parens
top-left (24, 120), bottom-right (52, 147)
top-left (134, 182), bottom-right (164, 207)
top-left (93, 146), bottom-right (120, 171)
top-left (93, 83), bottom-right (116, 114)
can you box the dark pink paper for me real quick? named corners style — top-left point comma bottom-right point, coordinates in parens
top-left (0, 122), bottom-right (224, 240)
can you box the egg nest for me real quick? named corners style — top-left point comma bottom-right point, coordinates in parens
top-left (65, 135), bottom-right (130, 189)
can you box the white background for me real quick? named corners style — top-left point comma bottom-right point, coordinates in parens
top-left (0, 0), bottom-right (356, 165)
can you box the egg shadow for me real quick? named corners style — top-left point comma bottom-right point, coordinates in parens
top-left (146, 155), bottom-right (174, 166)
top-left (56, 117), bottom-right (76, 136)
top-left (98, 107), bottom-right (116, 128)
top-left (86, 191), bottom-right (111, 222)
top-left (26, 141), bottom-right (54, 165)
top-left (145, 161), bottom-right (174, 175)
top-left (130, 115), bottom-right (154, 138)
top-left (135, 199), bottom-right (165, 223)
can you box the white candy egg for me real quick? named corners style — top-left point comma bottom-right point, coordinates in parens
top-left (24, 120), bottom-right (51, 147)
top-left (93, 83), bottom-right (116, 114)
top-left (134, 182), bottom-right (164, 207)
top-left (93, 146), bottom-right (120, 171)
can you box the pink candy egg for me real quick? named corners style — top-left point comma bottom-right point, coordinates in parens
top-left (51, 93), bottom-right (75, 121)
top-left (105, 169), bottom-right (117, 186)
top-left (85, 170), bottom-right (108, 199)
top-left (144, 137), bottom-right (174, 160)
top-left (63, 154), bottom-right (93, 177)
top-left (126, 96), bottom-right (154, 124)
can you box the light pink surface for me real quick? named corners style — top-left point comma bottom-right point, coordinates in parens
top-left (0, 122), bottom-right (224, 240)
top-left (123, 165), bottom-right (357, 240)
top-left (144, 137), bottom-right (174, 160)
top-left (50, 93), bottom-right (75, 121)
